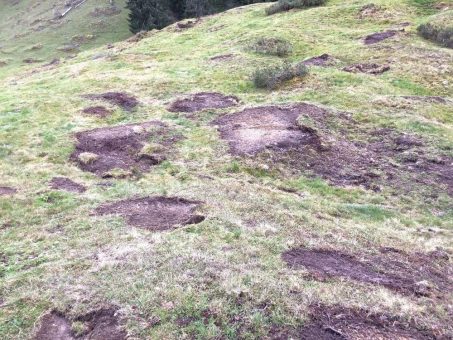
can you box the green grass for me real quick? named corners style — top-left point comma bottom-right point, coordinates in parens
top-left (0, 0), bottom-right (452, 338)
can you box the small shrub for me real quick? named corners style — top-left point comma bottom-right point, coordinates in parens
top-left (252, 62), bottom-right (308, 89)
top-left (266, 0), bottom-right (327, 15)
top-left (417, 22), bottom-right (453, 48)
top-left (248, 37), bottom-right (293, 57)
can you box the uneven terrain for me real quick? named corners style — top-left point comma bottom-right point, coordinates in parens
top-left (0, 0), bottom-right (452, 339)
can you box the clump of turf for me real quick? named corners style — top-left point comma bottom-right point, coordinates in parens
top-left (252, 62), bottom-right (308, 89)
top-left (417, 10), bottom-right (453, 48)
top-left (248, 37), bottom-right (293, 57)
top-left (266, 0), bottom-right (327, 15)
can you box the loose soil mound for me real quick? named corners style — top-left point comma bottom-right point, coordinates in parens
top-left (303, 54), bottom-right (335, 66)
top-left (168, 92), bottom-right (239, 113)
top-left (282, 248), bottom-right (452, 297)
top-left (70, 121), bottom-right (176, 177)
top-left (343, 63), bottom-right (390, 74)
top-left (50, 177), bottom-right (86, 193)
top-left (300, 305), bottom-right (437, 340)
top-left (85, 92), bottom-right (138, 111)
top-left (364, 30), bottom-right (399, 44)
top-left (82, 106), bottom-right (112, 118)
top-left (95, 196), bottom-right (205, 230)
top-left (0, 186), bottom-right (17, 196)
top-left (34, 308), bottom-right (126, 340)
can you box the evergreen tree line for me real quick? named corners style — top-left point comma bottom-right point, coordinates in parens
top-left (126, 0), bottom-right (274, 33)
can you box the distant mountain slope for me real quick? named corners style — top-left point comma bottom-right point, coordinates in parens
top-left (0, 0), bottom-right (130, 73)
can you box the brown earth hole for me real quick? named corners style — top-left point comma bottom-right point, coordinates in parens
top-left (303, 54), bottom-right (335, 67)
top-left (364, 30), bottom-right (399, 44)
top-left (167, 92), bottom-right (240, 113)
top-left (82, 106), bottom-right (112, 118)
top-left (70, 121), bottom-right (178, 177)
top-left (0, 186), bottom-right (17, 196)
top-left (85, 92), bottom-right (138, 111)
top-left (95, 196), bottom-right (205, 230)
top-left (50, 177), bottom-right (86, 193)
top-left (343, 63), bottom-right (390, 75)
top-left (298, 304), bottom-right (438, 339)
top-left (34, 307), bottom-right (126, 340)
top-left (282, 247), bottom-right (452, 297)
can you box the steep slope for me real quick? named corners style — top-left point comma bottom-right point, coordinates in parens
top-left (0, 0), bottom-right (130, 75)
top-left (0, 0), bottom-right (452, 339)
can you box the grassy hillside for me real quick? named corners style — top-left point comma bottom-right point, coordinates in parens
top-left (0, 0), bottom-right (131, 76)
top-left (0, 0), bottom-right (452, 339)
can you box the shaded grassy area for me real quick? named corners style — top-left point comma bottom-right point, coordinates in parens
top-left (0, 0), bottom-right (452, 338)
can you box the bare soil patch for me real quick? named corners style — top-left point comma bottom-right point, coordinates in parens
top-left (210, 54), bottom-right (235, 62)
top-left (85, 92), bottom-right (138, 111)
top-left (303, 54), bottom-right (335, 67)
top-left (0, 186), bottom-right (17, 196)
top-left (70, 121), bottom-right (177, 177)
top-left (299, 305), bottom-right (438, 340)
top-left (282, 247), bottom-right (452, 297)
top-left (50, 177), bottom-right (86, 193)
top-left (168, 92), bottom-right (239, 113)
top-left (343, 63), bottom-right (390, 75)
top-left (95, 196), bottom-right (204, 230)
top-left (364, 30), bottom-right (399, 44)
top-left (82, 106), bottom-right (112, 118)
top-left (34, 308), bottom-right (126, 340)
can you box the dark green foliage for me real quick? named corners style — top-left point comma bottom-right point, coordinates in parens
top-left (417, 22), bottom-right (453, 48)
top-left (265, 0), bottom-right (327, 15)
top-left (252, 62), bottom-right (308, 89)
top-left (248, 37), bottom-right (293, 57)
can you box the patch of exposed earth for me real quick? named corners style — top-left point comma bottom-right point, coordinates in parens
top-left (50, 177), bottom-right (86, 193)
top-left (343, 63), bottom-right (390, 75)
top-left (0, 186), bottom-right (17, 196)
top-left (210, 54), bottom-right (235, 62)
top-left (213, 103), bottom-right (453, 195)
top-left (84, 92), bottom-right (138, 111)
top-left (167, 92), bottom-right (240, 113)
top-left (364, 30), bottom-right (400, 45)
top-left (70, 121), bottom-right (179, 177)
top-left (303, 54), bottom-right (336, 67)
top-left (95, 196), bottom-right (204, 230)
top-left (297, 305), bottom-right (439, 340)
top-left (282, 247), bottom-right (452, 297)
top-left (82, 106), bottom-right (112, 118)
top-left (34, 307), bottom-right (126, 340)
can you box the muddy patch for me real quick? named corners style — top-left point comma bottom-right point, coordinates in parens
top-left (0, 186), bottom-right (17, 196)
top-left (282, 248), bottom-right (452, 297)
top-left (85, 92), bottom-right (138, 111)
top-left (70, 121), bottom-right (177, 177)
top-left (300, 305), bottom-right (437, 340)
top-left (303, 54), bottom-right (335, 67)
top-left (343, 63), bottom-right (390, 75)
top-left (95, 196), bottom-right (204, 230)
top-left (168, 92), bottom-right (239, 113)
top-left (50, 177), bottom-right (86, 193)
top-left (364, 30), bottom-right (399, 44)
top-left (82, 106), bottom-right (112, 118)
top-left (34, 308), bottom-right (126, 340)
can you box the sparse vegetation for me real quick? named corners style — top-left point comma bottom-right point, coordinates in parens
top-left (252, 62), bottom-right (308, 89)
top-left (248, 37), bottom-right (293, 56)
top-left (266, 0), bottom-right (327, 15)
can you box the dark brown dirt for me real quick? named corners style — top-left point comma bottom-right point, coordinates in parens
top-left (34, 308), bottom-right (126, 340)
top-left (85, 92), bottom-right (138, 111)
top-left (282, 247), bottom-right (452, 297)
top-left (70, 121), bottom-right (177, 177)
top-left (95, 196), bottom-right (205, 230)
top-left (297, 305), bottom-right (439, 340)
top-left (343, 63), bottom-right (390, 75)
top-left (49, 177), bottom-right (86, 193)
top-left (364, 30), bottom-right (399, 44)
top-left (303, 54), bottom-right (335, 67)
top-left (210, 54), bottom-right (235, 62)
top-left (0, 186), bottom-right (17, 196)
top-left (82, 106), bottom-right (112, 118)
top-left (167, 92), bottom-right (240, 113)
